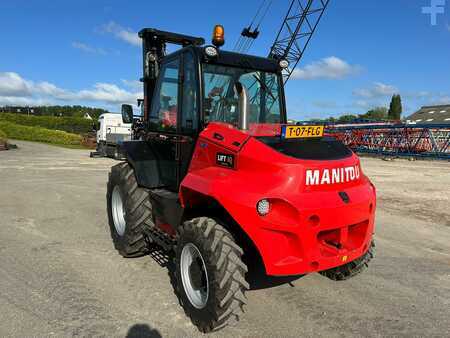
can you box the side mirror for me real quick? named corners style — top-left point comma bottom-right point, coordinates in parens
top-left (137, 99), bottom-right (145, 117)
top-left (121, 104), bottom-right (133, 124)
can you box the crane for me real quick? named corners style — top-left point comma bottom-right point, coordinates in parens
top-left (237, 0), bottom-right (330, 84)
top-left (269, 0), bottom-right (330, 83)
top-left (239, 0), bottom-right (330, 107)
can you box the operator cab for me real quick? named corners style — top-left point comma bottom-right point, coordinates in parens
top-left (143, 46), bottom-right (287, 134)
top-left (122, 27), bottom-right (288, 192)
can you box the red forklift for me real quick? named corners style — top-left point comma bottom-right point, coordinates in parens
top-left (107, 26), bottom-right (376, 332)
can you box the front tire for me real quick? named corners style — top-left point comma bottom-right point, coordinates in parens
top-left (106, 162), bottom-right (152, 257)
top-left (174, 217), bottom-right (249, 333)
top-left (113, 146), bottom-right (122, 160)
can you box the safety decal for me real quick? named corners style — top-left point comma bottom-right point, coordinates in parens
top-left (216, 153), bottom-right (234, 168)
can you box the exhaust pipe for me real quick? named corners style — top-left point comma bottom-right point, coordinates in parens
top-left (234, 81), bottom-right (249, 130)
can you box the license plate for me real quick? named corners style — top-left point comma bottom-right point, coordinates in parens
top-left (281, 125), bottom-right (324, 139)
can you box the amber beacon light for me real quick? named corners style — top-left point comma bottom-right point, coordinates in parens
top-left (212, 25), bottom-right (225, 47)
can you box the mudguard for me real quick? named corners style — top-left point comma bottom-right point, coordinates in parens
top-left (122, 140), bottom-right (176, 189)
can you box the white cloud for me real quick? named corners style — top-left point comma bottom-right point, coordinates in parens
top-left (354, 83), bottom-right (450, 104)
top-left (100, 21), bottom-right (140, 46)
top-left (291, 56), bottom-right (362, 80)
top-left (351, 83), bottom-right (450, 116)
top-left (353, 82), bottom-right (399, 98)
top-left (353, 100), bottom-right (384, 110)
top-left (0, 96), bottom-right (49, 107)
top-left (434, 96), bottom-right (450, 105)
top-left (0, 72), bottom-right (32, 97)
top-left (405, 91), bottom-right (431, 99)
top-left (121, 79), bottom-right (142, 90)
top-left (0, 72), bottom-right (140, 108)
top-left (34, 82), bottom-right (75, 100)
top-left (72, 41), bottom-right (106, 55)
top-left (78, 83), bottom-right (138, 104)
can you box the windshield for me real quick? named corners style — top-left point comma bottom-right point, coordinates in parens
top-left (202, 64), bottom-right (283, 126)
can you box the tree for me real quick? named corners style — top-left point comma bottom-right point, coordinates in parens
top-left (338, 114), bottom-right (358, 123)
top-left (360, 107), bottom-right (388, 120)
top-left (388, 94), bottom-right (402, 120)
top-left (0, 105), bottom-right (111, 119)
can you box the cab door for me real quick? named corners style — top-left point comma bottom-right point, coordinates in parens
top-left (146, 51), bottom-right (200, 191)
top-left (147, 56), bottom-right (181, 191)
top-left (177, 50), bottom-right (200, 184)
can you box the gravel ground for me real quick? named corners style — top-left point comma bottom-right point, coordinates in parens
top-left (0, 141), bottom-right (449, 338)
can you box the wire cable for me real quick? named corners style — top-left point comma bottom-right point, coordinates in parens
top-left (248, 0), bottom-right (268, 28)
top-left (255, 0), bottom-right (273, 29)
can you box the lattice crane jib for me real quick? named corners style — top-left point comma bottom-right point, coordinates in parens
top-left (269, 0), bottom-right (330, 84)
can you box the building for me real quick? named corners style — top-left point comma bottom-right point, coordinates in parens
top-left (0, 106), bottom-right (39, 115)
top-left (406, 105), bottom-right (450, 125)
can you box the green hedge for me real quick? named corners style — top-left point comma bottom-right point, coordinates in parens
top-left (0, 121), bottom-right (82, 146)
top-left (0, 112), bottom-right (94, 134)
top-left (0, 129), bottom-right (6, 142)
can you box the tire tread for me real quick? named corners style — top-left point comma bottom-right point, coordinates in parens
top-left (174, 217), bottom-right (248, 332)
top-left (107, 163), bottom-right (152, 258)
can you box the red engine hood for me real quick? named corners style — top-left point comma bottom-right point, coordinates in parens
top-left (238, 137), bottom-right (364, 193)
top-left (200, 122), bottom-right (282, 150)
top-left (198, 122), bottom-right (364, 192)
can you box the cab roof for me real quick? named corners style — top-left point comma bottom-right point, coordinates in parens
top-left (138, 27), bottom-right (280, 73)
top-left (195, 47), bottom-right (280, 73)
top-left (166, 46), bottom-right (281, 73)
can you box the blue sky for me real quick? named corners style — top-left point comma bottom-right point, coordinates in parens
top-left (0, 0), bottom-right (449, 120)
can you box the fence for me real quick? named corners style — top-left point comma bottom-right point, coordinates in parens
top-left (327, 123), bottom-right (450, 160)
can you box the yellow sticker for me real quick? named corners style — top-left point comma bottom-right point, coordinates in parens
top-left (282, 125), bottom-right (324, 139)
top-left (342, 255), bottom-right (348, 262)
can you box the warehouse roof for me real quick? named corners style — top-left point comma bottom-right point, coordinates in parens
top-left (406, 104), bottom-right (450, 124)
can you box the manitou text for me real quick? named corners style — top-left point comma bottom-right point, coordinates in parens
top-left (306, 165), bottom-right (360, 186)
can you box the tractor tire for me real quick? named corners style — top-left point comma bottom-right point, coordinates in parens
top-left (320, 240), bottom-right (375, 281)
top-left (113, 146), bottom-right (121, 160)
top-left (106, 162), bottom-right (152, 257)
top-left (173, 217), bottom-right (249, 333)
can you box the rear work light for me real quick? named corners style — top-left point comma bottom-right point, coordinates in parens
top-left (257, 199), bottom-right (271, 216)
top-left (204, 45), bottom-right (218, 58)
top-left (279, 59), bottom-right (289, 69)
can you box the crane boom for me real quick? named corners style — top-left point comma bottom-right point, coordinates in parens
top-left (269, 0), bottom-right (330, 84)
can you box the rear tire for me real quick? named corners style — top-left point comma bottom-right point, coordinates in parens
top-left (174, 217), bottom-right (249, 333)
top-left (113, 146), bottom-right (121, 160)
top-left (320, 240), bottom-right (375, 281)
top-left (106, 162), bottom-right (152, 257)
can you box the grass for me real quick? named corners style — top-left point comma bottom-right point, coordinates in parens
top-left (0, 112), bottom-right (94, 134)
top-left (0, 128), bottom-right (6, 142)
top-left (0, 121), bottom-right (85, 147)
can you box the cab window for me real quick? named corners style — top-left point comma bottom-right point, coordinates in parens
top-left (149, 58), bottom-right (180, 132)
top-left (202, 64), bottom-right (282, 126)
top-left (181, 52), bottom-right (198, 133)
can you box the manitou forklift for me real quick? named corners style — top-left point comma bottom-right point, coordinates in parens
top-left (107, 26), bottom-right (376, 332)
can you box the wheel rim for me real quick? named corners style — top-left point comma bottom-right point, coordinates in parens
top-left (111, 185), bottom-right (126, 236)
top-left (180, 243), bottom-right (209, 309)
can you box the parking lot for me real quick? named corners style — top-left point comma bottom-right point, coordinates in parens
top-left (1, 141), bottom-right (449, 337)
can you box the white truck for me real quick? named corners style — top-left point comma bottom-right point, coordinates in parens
top-left (91, 113), bottom-right (132, 159)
